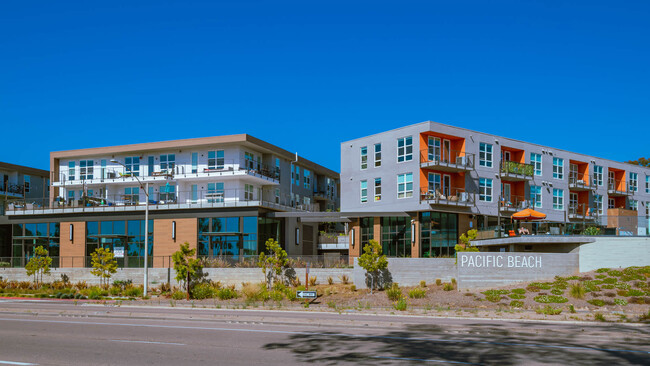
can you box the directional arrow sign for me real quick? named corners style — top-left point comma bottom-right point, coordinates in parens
top-left (296, 291), bottom-right (317, 299)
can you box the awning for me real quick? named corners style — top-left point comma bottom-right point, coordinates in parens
top-left (511, 208), bottom-right (547, 221)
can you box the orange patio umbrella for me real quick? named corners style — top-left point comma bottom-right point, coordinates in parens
top-left (511, 208), bottom-right (547, 221)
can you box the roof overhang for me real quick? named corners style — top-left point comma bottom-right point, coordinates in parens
top-left (471, 236), bottom-right (596, 247)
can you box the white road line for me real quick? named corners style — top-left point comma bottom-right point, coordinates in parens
top-left (373, 356), bottom-right (480, 365)
top-left (110, 339), bottom-right (185, 346)
top-left (0, 317), bottom-right (648, 355)
top-left (0, 361), bottom-right (38, 365)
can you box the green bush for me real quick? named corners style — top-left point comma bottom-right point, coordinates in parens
top-left (171, 290), bottom-right (185, 300)
top-left (0, 261), bottom-right (10, 268)
top-left (601, 277), bottom-right (617, 284)
top-left (614, 298), bottom-right (628, 306)
top-left (527, 282), bottom-right (552, 290)
top-left (582, 227), bottom-right (601, 235)
top-left (124, 286), bottom-right (143, 297)
top-left (510, 300), bottom-right (524, 308)
top-left (594, 313), bottom-right (607, 322)
top-left (109, 286), bottom-right (121, 296)
top-left (443, 283), bottom-right (454, 291)
top-left (217, 288), bottom-right (238, 300)
top-left (534, 295), bottom-right (568, 303)
top-left (535, 305), bottom-right (562, 315)
top-left (569, 283), bottom-right (586, 299)
top-left (511, 288), bottom-right (526, 295)
top-left (608, 270), bottom-right (623, 277)
top-left (509, 293), bottom-right (525, 299)
top-left (625, 289), bottom-right (645, 297)
top-left (601, 284), bottom-right (615, 289)
top-left (595, 268), bottom-right (610, 273)
top-left (393, 297), bottom-right (407, 311)
top-left (435, 279), bottom-right (442, 286)
top-left (191, 283), bottom-right (215, 300)
top-left (386, 284), bottom-right (402, 301)
top-left (551, 288), bottom-right (564, 296)
top-left (419, 280), bottom-right (427, 288)
top-left (408, 288), bottom-right (427, 299)
top-left (615, 282), bottom-right (631, 290)
top-left (88, 287), bottom-right (105, 300)
top-left (588, 299), bottom-right (605, 306)
top-left (269, 290), bottom-right (284, 302)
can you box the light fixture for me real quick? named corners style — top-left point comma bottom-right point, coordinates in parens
top-left (350, 228), bottom-right (356, 247)
top-left (69, 224), bottom-right (74, 241)
top-left (172, 221), bottom-right (176, 240)
top-left (295, 227), bottom-right (300, 245)
top-left (411, 223), bottom-right (416, 244)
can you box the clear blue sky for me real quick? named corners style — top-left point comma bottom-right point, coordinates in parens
top-left (2, 1), bottom-right (648, 172)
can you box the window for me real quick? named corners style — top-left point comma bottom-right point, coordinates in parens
top-left (593, 165), bottom-right (603, 187)
top-left (244, 184), bottom-right (254, 200)
top-left (397, 137), bottom-right (413, 162)
top-left (274, 188), bottom-right (280, 204)
top-left (360, 147), bottom-right (368, 170)
top-left (374, 178), bottom-right (382, 201)
top-left (207, 182), bottom-right (224, 203)
top-left (428, 172), bottom-right (441, 194)
top-left (552, 158), bottom-right (564, 179)
top-left (594, 194), bottom-right (603, 215)
top-left (360, 180), bottom-right (368, 203)
top-left (191, 184), bottom-right (198, 203)
top-left (160, 154), bottom-right (175, 172)
top-left (630, 199), bottom-right (638, 211)
top-left (479, 178), bottom-right (493, 202)
top-left (397, 173), bottom-right (413, 198)
top-left (608, 198), bottom-right (615, 209)
top-left (67, 190), bottom-right (75, 203)
top-left (159, 184), bottom-right (175, 202)
top-left (529, 185), bottom-right (542, 208)
top-left (374, 143), bottom-right (381, 167)
top-left (646, 176), bottom-right (650, 194)
top-left (275, 158), bottom-right (281, 179)
top-left (303, 169), bottom-right (311, 189)
top-left (553, 189), bottom-right (564, 210)
top-left (294, 166), bottom-right (300, 185)
top-left (191, 153), bottom-right (198, 173)
top-left (100, 160), bottom-right (107, 179)
top-left (428, 137), bottom-right (441, 161)
top-left (23, 175), bottom-right (30, 193)
top-left (124, 157), bottom-right (139, 177)
top-left (68, 161), bottom-right (75, 181)
top-left (80, 160), bottom-right (94, 180)
top-left (479, 143), bottom-right (493, 168)
top-left (629, 172), bottom-right (638, 192)
top-left (530, 153), bottom-right (542, 176)
top-left (208, 150), bottom-right (225, 170)
top-left (244, 152), bottom-right (260, 171)
top-left (124, 187), bottom-right (139, 204)
top-left (148, 156), bottom-right (154, 177)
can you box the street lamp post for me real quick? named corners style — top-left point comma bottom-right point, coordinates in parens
top-left (110, 159), bottom-right (150, 297)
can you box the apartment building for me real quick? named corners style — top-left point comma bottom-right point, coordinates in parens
top-left (342, 121), bottom-right (650, 258)
top-left (0, 161), bottom-right (50, 259)
top-left (4, 135), bottom-right (339, 267)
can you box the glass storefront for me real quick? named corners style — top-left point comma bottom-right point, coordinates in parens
top-left (198, 216), bottom-right (259, 257)
top-left (381, 216), bottom-right (411, 257)
top-left (86, 220), bottom-right (153, 267)
top-left (360, 217), bottom-right (374, 247)
top-left (12, 222), bottom-right (60, 267)
top-left (420, 211), bottom-right (458, 257)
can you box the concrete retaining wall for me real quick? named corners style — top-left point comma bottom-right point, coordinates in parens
top-left (0, 267), bottom-right (353, 289)
top-left (352, 258), bottom-right (456, 289)
top-left (578, 236), bottom-right (650, 272)
top-left (457, 252), bottom-right (579, 290)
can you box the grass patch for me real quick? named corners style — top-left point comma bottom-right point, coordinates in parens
top-left (508, 293), bottom-right (525, 300)
top-left (569, 283), bottom-right (586, 299)
top-left (594, 313), bottom-right (607, 322)
top-left (510, 300), bottom-right (524, 308)
top-left (614, 298), bottom-right (628, 306)
top-left (535, 305), bottom-right (562, 315)
top-left (393, 297), bottom-right (408, 311)
top-left (551, 288), bottom-right (564, 296)
top-left (443, 283), bottom-right (454, 291)
top-left (595, 268), bottom-right (610, 273)
top-left (625, 289), bottom-right (645, 297)
top-left (386, 283), bottom-right (402, 301)
top-left (587, 299), bottom-right (605, 306)
top-left (408, 288), bottom-right (427, 299)
top-left (534, 295), bottom-right (568, 303)
top-left (511, 288), bottom-right (526, 295)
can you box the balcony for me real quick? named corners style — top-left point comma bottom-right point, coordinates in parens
top-left (0, 184), bottom-right (24, 199)
top-left (419, 149), bottom-right (474, 172)
top-left (607, 179), bottom-right (630, 197)
top-left (499, 195), bottom-right (530, 213)
top-left (499, 161), bottom-right (534, 181)
top-left (568, 177), bottom-right (595, 191)
top-left (568, 203), bottom-right (597, 220)
top-left (5, 188), bottom-right (318, 216)
top-left (312, 191), bottom-right (330, 201)
top-left (420, 187), bottom-right (474, 207)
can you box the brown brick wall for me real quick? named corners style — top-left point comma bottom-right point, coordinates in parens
top-left (59, 221), bottom-right (86, 268)
top-left (153, 218), bottom-right (197, 268)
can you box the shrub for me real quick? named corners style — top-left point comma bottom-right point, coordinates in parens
top-left (309, 276), bottom-right (318, 286)
top-left (419, 280), bottom-right (427, 288)
top-left (350, 285), bottom-right (356, 292)
top-left (601, 284), bottom-right (615, 289)
top-left (216, 288), bottom-right (238, 300)
top-left (88, 287), bottom-right (106, 300)
top-left (241, 283), bottom-right (265, 301)
top-left (595, 274), bottom-right (607, 279)
top-left (551, 288), bottom-right (564, 296)
top-left (510, 300), bottom-right (524, 308)
top-left (608, 270), bottom-right (623, 277)
top-left (393, 297), bottom-right (407, 311)
top-left (535, 306), bottom-right (562, 315)
top-left (408, 288), bottom-right (426, 299)
top-left (284, 288), bottom-right (297, 301)
top-left (269, 290), bottom-right (284, 302)
top-left (451, 278), bottom-right (457, 285)
top-left (569, 304), bottom-right (576, 313)
top-left (601, 277), bottom-right (617, 284)
top-left (339, 274), bottom-right (349, 285)
top-left (614, 298), bottom-right (628, 306)
top-left (109, 286), bottom-right (121, 296)
top-left (625, 289), bottom-right (645, 297)
top-left (595, 268), bottom-right (610, 273)
top-left (588, 299), bottom-right (605, 306)
top-left (386, 283), bottom-right (402, 301)
top-left (191, 283), bottom-right (215, 300)
top-left (615, 282), bottom-right (631, 290)
top-left (435, 279), bottom-right (442, 286)
top-left (327, 276), bottom-right (334, 285)
top-left (509, 293), bottom-right (525, 300)
top-left (511, 288), bottom-right (526, 295)
top-left (171, 290), bottom-right (185, 300)
top-left (443, 283), bottom-right (454, 291)
top-left (569, 283), bottom-right (586, 299)
top-left (534, 295), bottom-right (568, 303)
top-left (594, 313), bottom-right (606, 322)
top-left (0, 262), bottom-right (10, 268)
top-left (582, 226), bottom-right (601, 235)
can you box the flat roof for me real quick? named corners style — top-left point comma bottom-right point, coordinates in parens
top-left (471, 236), bottom-right (596, 247)
top-left (0, 161), bottom-right (49, 177)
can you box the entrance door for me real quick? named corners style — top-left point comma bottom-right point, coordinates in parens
top-left (608, 171), bottom-right (616, 190)
top-left (442, 140), bottom-right (451, 163)
top-left (570, 163), bottom-right (578, 184)
top-left (442, 175), bottom-right (451, 197)
top-left (569, 192), bottom-right (578, 214)
top-left (503, 151), bottom-right (511, 162)
top-left (502, 183), bottom-right (511, 204)
top-left (428, 137), bottom-right (440, 162)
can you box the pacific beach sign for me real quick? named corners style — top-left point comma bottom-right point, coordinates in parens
top-left (459, 253), bottom-right (543, 269)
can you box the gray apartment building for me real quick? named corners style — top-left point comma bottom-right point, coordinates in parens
top-left (342, 121), bottom-right (650, 258)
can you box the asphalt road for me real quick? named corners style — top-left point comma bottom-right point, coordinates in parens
top-left (0, 299), bottom-right (648, 365)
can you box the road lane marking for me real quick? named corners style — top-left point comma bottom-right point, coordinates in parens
top-left (373, 356), bottom-right (480, 364)
top-left (0, 317), bottom-right (648, 356)
top-left (110, 339), bottom-right (185, 346)
top-left (0, 361), bottom-right (38, 365)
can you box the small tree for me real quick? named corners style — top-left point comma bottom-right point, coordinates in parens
top-left (357, 240), bottom-right (388, 294)
top-left (90, 247), bottom-right (118, 287)
top-left (258, 238), bottom-right (289, 289)
top-left (172, 242), bottom-right (202, 300)
top-left (25, 245), bottom-right (52, 286)
top-left (454, 229), bottom-right (479, 264)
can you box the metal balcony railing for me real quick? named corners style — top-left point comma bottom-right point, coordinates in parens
top-left (500, 161), bottom-right (534, 178)
top-left (607, 179), bottom-right (630, 196)
top-left (499, 195), bottom-right (530, 211)
top-left (420, 187), bottom-right (474, 206)
top-left (568, 203), bottom-right (598, 220)
top-left (568, 177), bottom-right (595, 191)
top-left (419, 149), bottom-right (474, 170)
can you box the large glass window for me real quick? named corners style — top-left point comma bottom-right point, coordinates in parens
top-left (360, 180), bottom-right (368, 203)
top-left (360, 217), bottom-right (374, 247)
top-left (68, 161), bottom-right (75, 181)
top-left (80, 160), bottom-right (94, 180)
top-left (397, 173), bottom-right (413, 198)
top-left (148, 156), bottom-right (154, 176)
top-left (530, 153), bottom-right (542, 176)
top-left (208, 150), bottom-right (225, 170)
top-left (303, 169), bottom-right (311, 189)
top-left (125, 157), bottom-right (139, 177)
top-left (86, 220), bottom-right (152, 268)
top-left (479, 178), bottom-right (493, 202)
top-left (629, 172), bottom-right (638, 192)
top-left (553, 188), bottom-right (564, 210)
top-left (646, 176), bottom-right (650, 193)
top-left (374, 178), bottom-right (382, 201)
top-left (160, 154), bottom-right (175, 172)
top-left (360, 146), bottom-right (368, 170)
top-left (529, 185), bottom-right (542, 208)
top-left (381, 217), bottom-right (411, 257)
top-left (479, 143), bottom-right (493, 168)
top-left (244, 184), bottom-right (254, 200)
top-left (594, 194), bottom-right (603, 215)
top-left (159, 184), bottom-right (176, 202)
top-left (124, 187), bottom-right (139, 205)
top-left (593, 165), bottom-right (603, 187)
top-left (23, 175), bottom-right (30, 193)
top-left (420, 212), bottom-right (458, 258)
top-left (207, 182), bottom-right (224, 203)
top-left (630, 199), bottom-right (638, 211)
top-left (374, 143), bottom-right (381, 167)
top-left (191, 152), bottom-right (198, 173)
top-left (428, 173), bottom-right (441, 194)
top-left (397, 136), bottom-right (413, 162)
top-left (198, 216), bottom-right (255, 256)
top-left (12, 222), bottom-right (60, 268)
top-left (553, 157), bottom-right (564, 180)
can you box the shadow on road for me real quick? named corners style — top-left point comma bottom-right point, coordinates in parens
top-left (263, 322), bottom-right (650, 365)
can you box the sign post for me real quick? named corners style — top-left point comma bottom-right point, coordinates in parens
top-left (305, 262), bottom-right (310, 290)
